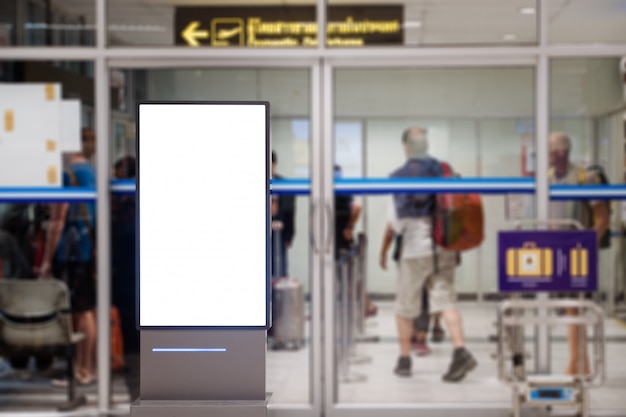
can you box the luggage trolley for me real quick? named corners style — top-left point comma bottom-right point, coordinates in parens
top-left (496, 220), bottom-right (607, 417)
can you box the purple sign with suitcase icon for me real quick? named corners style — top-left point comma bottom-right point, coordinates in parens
top-left (498, 230), bottom-right (597, 292)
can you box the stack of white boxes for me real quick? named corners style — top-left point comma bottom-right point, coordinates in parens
top-left (0, 83), bottom-right (81, 187)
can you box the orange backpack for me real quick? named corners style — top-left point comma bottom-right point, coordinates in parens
top-left (433, 161), bottom-right (485, 252)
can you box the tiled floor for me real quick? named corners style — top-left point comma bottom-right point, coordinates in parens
top-left (0, 357), bottom-right (132, 414)
top-left (1, 301), bottom-right (626, 415)
top-left (266, 301), bottom-right (626, 410)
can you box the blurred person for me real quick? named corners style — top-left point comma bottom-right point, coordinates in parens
top-left (0, 229), bottom-right (31, 278)
top-left (334, 165), bottom-right (361, 259)
top-left (379, 127), bottom-right (476, 381)
top-left (113, 155), bottom-right (136, 179)
top-left (334, 165), bottom-right (377, 317)
top-left (548, 132), bottom-right (609, 375)
top-left (1, 203), bottom-right (49, 278)
top-left (270, 150), bottom-right (296, 278)
top-left (409, 286), bottom-right (432, 356)
top-left (111, 155), bottom-right (138, 354)
top-left (268, 151), bottom-right (297, 343)
top-left (40, 128), bottom-right (97, 385)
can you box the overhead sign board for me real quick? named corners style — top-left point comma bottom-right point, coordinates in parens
top-left (498, 230), bottom-right (597, 292)
top-left (175, 5), bottom-right (403, 47)
top-left (137, 101), bottom-right (270, 329)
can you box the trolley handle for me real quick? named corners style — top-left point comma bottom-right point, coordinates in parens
top-left (512, 219), bottom-right (584, 230)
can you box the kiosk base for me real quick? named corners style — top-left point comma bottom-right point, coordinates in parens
top-left (139, 330), bottom-right (266, 401)
top-left (131, 395), bottom-right (271, 417)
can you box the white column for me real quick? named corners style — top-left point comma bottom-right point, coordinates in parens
top-left (95, 0), bottom-right (112, 411)
top-left (534, 0), bottom-right (551, 375)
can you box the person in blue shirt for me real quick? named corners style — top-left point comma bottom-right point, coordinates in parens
top-left (41, 128), bottom-right (97, 386)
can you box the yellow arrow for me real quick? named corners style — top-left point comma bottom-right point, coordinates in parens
top-left (182, 21), bottom-right (209, 47)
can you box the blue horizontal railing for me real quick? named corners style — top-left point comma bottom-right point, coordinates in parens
top-left (332, 178), bottom-right (535, 195)
top-left (0, 187), bottom-right (97, 202)
top-left (110, 179), bottom-right (136, 194)
top-left (269, 179), bottom-right (311, 195)
top-left (1, 179), bottom-right (626, 201)
top-left (270, 178), bottom-right (626, 200)
top-left (270, 178), bottom-right (536, 195)
top-left (549, 184), bottom-right (626, 200)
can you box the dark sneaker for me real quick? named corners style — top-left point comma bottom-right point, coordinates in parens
top-left (432, 327), bottom-right (445, 343)
top-left (394, 356), bottom-right (411, 377)
top-left (442, 349), bottom-right (477, 382)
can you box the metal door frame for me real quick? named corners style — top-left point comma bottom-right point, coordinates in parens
top-left (1, 0), bottom-right (626, 415)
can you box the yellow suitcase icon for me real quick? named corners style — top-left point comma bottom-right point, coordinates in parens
top-left (506, 242), bottom-right (553, 277)
top-left (4, 110), bottom-right (14, 132)
top-left (570, 243), bottom-right (588, 277)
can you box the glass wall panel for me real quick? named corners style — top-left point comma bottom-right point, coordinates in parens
top-left (326, 0), bottom-right (538, 47)
top-left (549, 0), bottom-right (626, 44)
top-left (113, 67), bottom-right (313, 406)
top-left (0, 60), bottom-right (119, 412)
top-left (107, 0), bottom-right (315, 47)
top-left (479, 118), bottom-right (536, 294)
top-left (550, 58), bottom-right (625, 298)
top-left (548, 57), bottom-right (626, 411)
top-left (0, 0), bottom-right (95, 46)
top-left (332, 67), bottom-right (534, 405)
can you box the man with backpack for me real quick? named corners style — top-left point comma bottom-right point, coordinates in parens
top-left (379, 127), bottom-right (477, 382)
top-left (548, 132), bottom-right (610, 375)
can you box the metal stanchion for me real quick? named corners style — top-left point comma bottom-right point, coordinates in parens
top-left (337, 249), bottom-right (366, 383)
top-left (577, 292), bottom-right (590, 417)
top-left (347, 242), bottom-right (371, 365)
top-left (354, 233), bottom-right (380, 343)
top-left (355, 234), bottom-right (366, 335)
top-left (510, 293), bottom-right (526, 381)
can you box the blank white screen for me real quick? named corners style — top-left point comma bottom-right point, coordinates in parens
top-left (138, 103), bottom-right (268, 327)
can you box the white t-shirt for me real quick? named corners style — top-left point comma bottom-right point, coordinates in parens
top-left (387, 197), bottom-right (433, 259)
top-left (548, 163), bottom-right (598, 228)
top-left (548, 163), bottom-right (580, 224)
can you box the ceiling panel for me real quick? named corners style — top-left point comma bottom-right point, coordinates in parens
top-left (8, 0), bottom-right (625, 46)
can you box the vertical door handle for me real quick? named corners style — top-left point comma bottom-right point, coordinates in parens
top-left (309, 199), bottom-right (320, 254)
top-left (324, 201), bottom-right (334, 254)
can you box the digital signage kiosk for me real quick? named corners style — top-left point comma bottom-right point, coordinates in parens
top-left (131, 102), bottom-right (270, 417)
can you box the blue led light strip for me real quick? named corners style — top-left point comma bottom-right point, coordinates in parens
top-left (152, 348), bottom-right (227, 352)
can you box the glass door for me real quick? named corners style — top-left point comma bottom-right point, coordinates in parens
top-left (108, 63), bottom-right (323, 417)
top-left (323, 62), bottom-right (538, 417)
